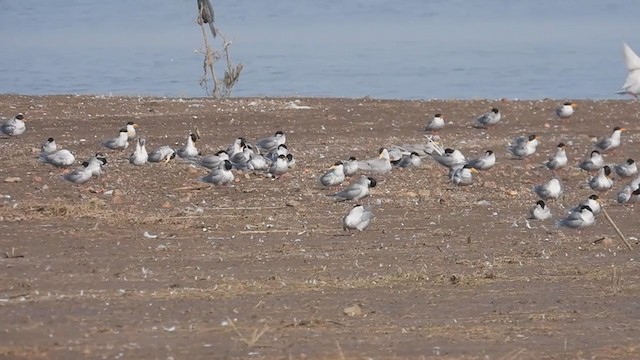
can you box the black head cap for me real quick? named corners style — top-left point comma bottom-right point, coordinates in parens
top-left (444, 148), bottom-right (454, 154)
top-left (275, 130), bottom-right (284, 136)
top-left (564, 102), bottom-right (572, 106)
top-left (190, 133), bottom-right (198, 142)
top-left (486, 150), bottom-right (494, 155)
top-left (15, 114), bottom-right (24, 120)
top-left (170, 152), bottom-right (176, 159)
top-left (367, 177), bottom-right (377, 188)
top-left (215, 150), bottom-right (227, 156)
top-left (633, 188), bottom-right (640, 195)
top-left (119, 128), bottom-right (127, 133)
top-left (410, 151), bottom-right (420, 156)
top-left (591, 150), bottom-right (600, 156)
top-left (286, 154), bottom-right (293, 161)
top-left (580, 205), bottom-right (593, 213)
top-left (223, 160), bottom-right (232, 170)
top-left (603, 165), bottom-right (611, 176)
top-left (279, 144), bottom-right (288, 150)
top-left (614, 126), bottom-right (622, 131)
top-left (334, 161), bottom-right (343, 166)
top-left (536, 200), bottom-right (546, 207)
top-left (349, 156), bottom-right (356, 161)
top-left (239, 138), bottom-right (246, 146)
top-left (558, 143), bottom-right (565, 147)
top-left (463, 164), bottom-right (473, 169)
top-left (627, 158), bottom-right (635, 165)
top-left (82, 161), bottom-right (90, 167)
top-left (127, 121), bottom-right (135, 125)
top-left (435, 113), bottom-right (442, 117)
top-left (491, 108), bottom-right (499, 113)
top-left (278, 154), bottom-right (287, 160)
top-left (528, 134), bottom-right (537, 141)
top-left (588, 194), bottom-right (599, 200)
top-left (47, 137), bottom-right (54, 142)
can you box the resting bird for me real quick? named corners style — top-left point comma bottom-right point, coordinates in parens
top-left (331, 176), bottom-right (377, 201)
top-left (358, 148), bottom-right (392, 173)
top-left (614, 158), bottom-right (637, 178)
top-left (472, 108), bottom-right (501, 128)
top-left (256, 131), bottom-right (286, 153)
top-left (202, 160), bottom-right (234, 185)
top-left (1, 113), bottom-right (26, 137)
top-left (64, 162), bottom-right (92, 184)
top-left (320, 162), bottom-right (346, 187)
top-left (467, 150), bottom-right (495, 171)
top-left (594, 127), bottom-right (625, 153)
top-left (507, 134), bottom-right (540, 159)
top-left (555, 102), bottom-right (576, 119)
top-left (533, 178), bottom-right (562, 200)
top-left (343, 205), bottom-right (374, 233)
top-left (529, 200), bottom-right (552, 220)
top-left (103, 129), bottom-right (129, 150)
top-left (39, 148), bottom-right (76, 168)
top-left (148, 145), bottom-right (176, 163)
top-left (546, 143), bottom-right (568, 171)
top-left (557, 206), bottom-right (595, 230)
top-left (425, 113), bottom-right (445, 133)
top-left (579, 150), bottom-right (604, 172)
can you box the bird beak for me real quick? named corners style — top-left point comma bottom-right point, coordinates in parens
top-left (470, 168), bottom-right (479, 174)
top-left (570, 103), bottom-right (577, 108)
top-left (134, 123), bottom-right (140, 128)
top-left (164, 156), bottom-right (172, 164)
top-left (621, 128), bottom-right (627, 132)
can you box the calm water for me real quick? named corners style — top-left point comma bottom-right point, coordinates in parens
top-left (1, 0), bottom-right (640, 99)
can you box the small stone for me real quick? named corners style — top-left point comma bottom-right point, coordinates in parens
top-left (161, 201), bottom-right (172, 208)
top-left (4, 177), bottom-right (22, 183)
top-left (482, 181), bottom-right (497, 189)
top-left (41, 184), bottom-right (49, 191)
top-left (506, 190), bottom-right (518, 196)
top-left (32, 176), bottom-right (42, 183)
top-left (405, 191), bottom-right (417, 198)
top-left (418, 189), bottom-right (431, 197)
top-left (343, 304), bottom-right (363, 317)
top-left (286, 200), bottom-right (300, 207)
top-left (112, 189), bottom-right (124, 197)
top-left (111, 196), bottom-right (123, 204)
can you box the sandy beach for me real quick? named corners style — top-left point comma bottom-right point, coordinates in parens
top-left (1, 94), bottom-right (639, 359)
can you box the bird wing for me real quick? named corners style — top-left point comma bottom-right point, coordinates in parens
top-left (623, 42), bottom-right (640, 71)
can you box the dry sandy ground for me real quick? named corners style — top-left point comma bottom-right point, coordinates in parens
top-left (1, 94), bottom-right (640, 359)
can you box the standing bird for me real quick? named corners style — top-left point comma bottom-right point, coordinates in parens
top-left (342, 156), bottom-right (359, 177)
top-left (594, 127), bottom-right (625, 153)
top-left (451, 164), bottom-right (478, 186)
top-left (103, 129), bottom-right (129, 150)
top-left (358, 148), bottom-right (392, 173)
top-left (579, 150), bottom-right (604, 172)
top-left (425, 113), bottom-right (445, 133)
top-left (202, 160), bottom-right (235, 185)
top-left (546, 143), bottom-right (568, 170)
top-left (331, 176), bottom-right (377, 201)
top-left (529, 200), bottom-right (552, 220)
top-left (533, 178), bottom-right (563, 200)
top-left (467, 150), bottom-right (496, 171)
top-left (588, 165), bottom-right (614, 192)
top-left (1, 113), bottom-right (26, 136)
top-left (557, 206), bottom-right (595, 230)
top-left (343, 205), bottom-right (374, 234)
top-left (507, 134), bottom-right (540, 159)
top-left (197, 0), bottom-right (217, 38)
top-left (41, 137), bottom-right (57, 154)
top-left (148, 145), bottom-right (176, 163)
top-left (614, 158), bottom-right (638, 178)
top-left (555, 102), bottom-right (576, 119)
top-left (320, 162), bottom-right (346, 187)
top-left (177, 133), bottom-right (199, 159)
top-left (129, 138), bottom-right (148, 166)
top-left (125, 121), bottom-right (139, 140)
top-left (256, 130), bottom-right (286, 153)
top-left (472, 108), bottom-right (501, 128)
top-left (618, 42), bottom-right (640, 98)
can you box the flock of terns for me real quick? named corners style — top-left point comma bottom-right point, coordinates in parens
top-left (1, 43), bottom-right (640, 234)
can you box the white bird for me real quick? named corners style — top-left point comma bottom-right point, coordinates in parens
top-left (177, 133), bottom-right (199, 158)
top-left (64, 162), bottom-right (92, 184)
top-left (557, 206), bottom-right (595, 229)
top-left (425, 113), bottom-right (445, 133)
top-left (433, 148), bottom-right (467, 169)
top-left (331, 176), bottom-right (377, 201)
top-left (268, 154), bottom-right (289, 178)
top-left (248, 153), bottom-right (270, 172)
top-left (129, 138), bottom-right (148, 166)
top-left (148, 145), bottom-right (176, 163)
top-left (395, 152), bottom-right (422, 168)
top-left (39, 149), bottom-right (76, 167)
top-left (467, 150), bottom-right (495, 171)
top-left (529, 200), bottom-right (552, 220)
top-left (226, 137), bottom-right (246, 157)
top-left (1, 113), bottom-right (26, 137)
top-left (546, 143), bottom-right (568, 170)
top-left (588, 165), bottom-right (613, 192)
top-left (342, 156), bottom-right (359, 176)
top-left (507, 134), bottom-right (540, 159)
top-left (320, 162), bottom-right (346, 187)
top-left (195, 150), bottom-right (229, 169)
top-left (614, 158), bottom-right (637, 178)
top-left (579, 150), bottom-right (604, 172)
top-left (573, 194), bottom-right (601, 215)
top-left (555, 102), bottom-right (576, 119)
top-left (618, 42), bottom-right (640, 97)
top-left (256, 130), bottom-right (286, 153)
top-left (617, 185), bottom-right (634, 204)
top-left (202, 160), bottom-right (235, 185)
top-left (41, 137), bottom-right (57, 154)
top-left (86, 153), bottom-right (108, 177)
top-left (594, 127), bottom-right (625, 153)
top-left (266, 144), bottom-right (289, 162)
top-left (343, 205), bottom-right (374, 233)
top-left (103, 129), bottom-right (129, 150)
top-left (533, 178), bottom-right (563, 200)
top-left (125, 121), bottom-right (139, 140)
top-left (358, 148), bottom-right (392, 173)
top-left (472, 108), bottom-right (501, 128)
top-left (451, 164), bottom-right (477, 186)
